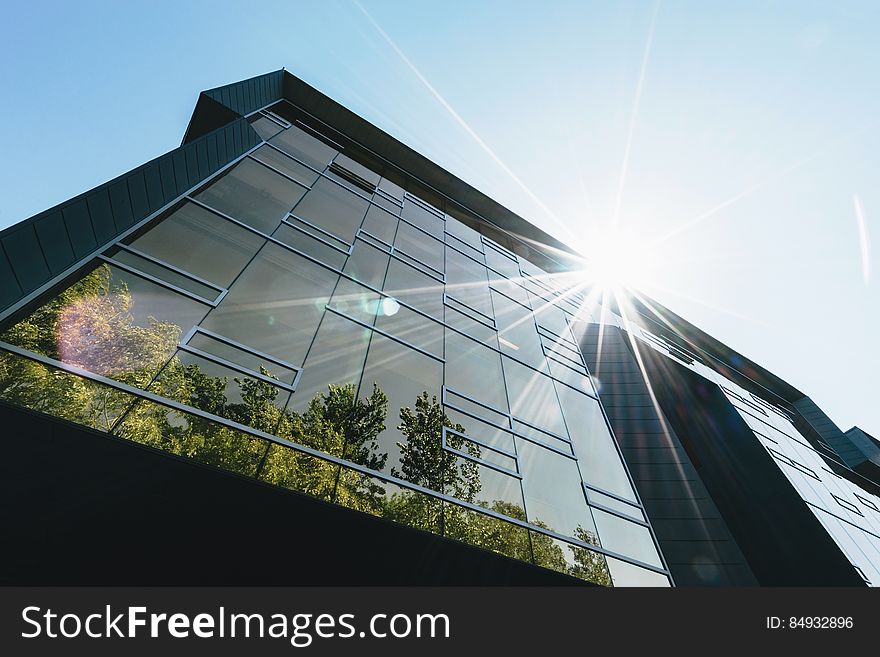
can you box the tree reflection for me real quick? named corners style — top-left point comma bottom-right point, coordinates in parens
top-left (0, 263), bottom-right (612, 584)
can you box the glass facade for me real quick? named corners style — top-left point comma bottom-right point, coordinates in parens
top-left (0, 105), bottom-right (668, 586)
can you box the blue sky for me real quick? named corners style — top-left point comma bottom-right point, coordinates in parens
top-left (1, 0), bottom-right (877, 436)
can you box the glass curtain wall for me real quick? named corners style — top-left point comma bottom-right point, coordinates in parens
top-left (0, 108), bottom-right (668, 586)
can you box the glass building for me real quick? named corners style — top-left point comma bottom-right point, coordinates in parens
top-left (0, 70), bottom-right (876, 586)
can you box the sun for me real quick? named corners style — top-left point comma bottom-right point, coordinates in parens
top-left (575, 226), bottom-right (655, 294)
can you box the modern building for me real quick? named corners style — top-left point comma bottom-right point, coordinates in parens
top-left (0, 70), bottom-right (877, 586)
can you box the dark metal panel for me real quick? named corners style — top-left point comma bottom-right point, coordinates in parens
top-left (108, 179), bottom-right (134, 230)
top-left (196, 139), bottom-right (209, 182)
top-left (86, 189), bottom-right (116, 242)
top-left (158, 155), bottom-right (177, 202)
top-left (126, 171), bottom-right (150, 220)
top-left (33, 211), bottom-right (74, 275)
top-left (0, 248), bottom-right (21, 309)
top-left (183, 143), bottom-right (199, 189)
top-left (142, 162), bottom-right (165, 213)
top-left (61, 200), bottom-right (97, 258)
top-left (206, 132), bottom-right (219, 172)
top-left (171, 151), bottom-right (188, 197)
top-left (2, 224), bottom-right (50, 290)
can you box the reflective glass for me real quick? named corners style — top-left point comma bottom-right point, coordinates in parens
top-left (194, 158), bottom-right (306, 234)
top-left (587, 490), bottom-right (645, 522)
top-left (273, 222), bottom-right (348, 270)
top-left (444, 329), bottom-right (508, 413)
top-left (442, 502), bottom-right (532, 563)
top-left (1, 263), bottom-right (209, 390)
top-left (127, 201), bottom-right (265, 287)
top-left (114, 398), bottom-right (269, 477)
top-left (361, 204), bottom-right (399, 244)
top-left (251, 145), bottom-right (320, 187)
top-left (401, 198), bottom-right (443, 238)
top-left (0, 351), bottom-right (139, 433)
top-left (484, 245), bottom-right (521, 279)
top-left (554, 383), bottom-right (637, 502)
top-left (289, 311), bottom-right (372, 413)
top-left (292, 176), bottom-right (369, 245)
top-left (250, 115), bottom-right (284, 141)
top-left (354, 331), bottom-right (443, 487)
top-left (200, 243), bottom-right (338, 367)
top-left (605, 557), bottom-right (671, 587)
top-left (592, 508), bottom-right (663, 568)
top-left (444, 453), bottom-right (524, 516)
top-left (333, 153), bottom-right (381, 186)
top-left (444, 301), bottom-right (498, 347)
top-left (444, 407), bottom-right (516, 457)
top-left (110, 250), bottom-right (219, 302)
top-left (328, 277), bottom-right (381, 325)
top-left (336, 468), bottom-right (442, 533)
top-left (492, 291), bottom-right (546, 368)
top-left (530, 532), bottom-right (612, 585)
top-left (517, 438), bottom-right (598, 541)
top-left (394, 221), bottom-right (444, 274)
top-left (502, 357), bottom-right (568, 437)
top-left (268, 125), bottom-right (337, 171)
top-left (259, 444), bottom-right (338, 501)
top-left (445, 248), bottom-right (493, 319)
top-left (445, 214), bottom-right (484, 254)
top-left (383, 257), bottom-right (444, 321)
top-left (186, 330), bottom-right (298, 385)
top-left (375, 301), bottom-right (444, 359)
top-left (343, 239), bottom-right (390, 289)
top-left (378, 177), bottom-right (405, 201)
top-left (149, 350), bottom-right (291, 433)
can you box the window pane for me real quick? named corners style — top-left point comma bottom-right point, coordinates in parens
top-left (2, 263), bottom-right (209, 389)
top-left (259, 444), bottom-right (339, 501)
top-left (445, 214), bottom-right (484, 254)
top-left (200, 243), bottom-right (338, 366)
top-left (289, 311), bottom-right (372, 413)
top-left (111, 249), bottom-right (219, 302)
top-left (592, 508), bottom-right (663, 568)
top-left (355, 332), bottom-right (442, 487)
top-left (361, 204), bottom-right (399, 244)
top-left (587, 489), bottom-right (645, 522)
top-left (127, 201), bottom-right (265, 287)
top-left (149, 351), bottom-right (291, 434)
top-left (336, 468), bottom-right (442, 533)
top-left (273, 222), bottom-right (348, 270)
top-left (292, 176), bottom-right (369, 245)
top-left (329, 277), bottom-right (381, 325)
top-left (605, 557), bottom-right (671, 587)
top-left (445, 248), bottom-right (493, 319)
top-left (384, 258), bottom-right (444, 321)
top-left (194, 158), bottom-right (306, 234)
top-left (517, 438), bottom-right (598, 541)
top-left (444, 407), bottom-right (516, 457)
top-left (555, 383), bottom-right (637, 502)
top-left (250, 115), bottom-right (283, 141)
top-left (444, 452), bottom-right (524, 517)
top-left (343, 239), bottom-right (390, 289)
top-left (444, 329), bottom-right (508, 413)
top-left (493, 291), bottom-right (545, 368)
top-left (485, 245), bottom-right (521, 278)
top-left (502, 357), bottom-right (568, 438)
top-left (251, 145), bottom-right (320, 187)
top-left (186, 330), bottom-right (298, 385)
top-left (333, 153), bottom-right (381, 186)
top-left (394, 221), bottom-right (443, 273)
top-left (269, 125), bottom-right (337, 171)
top-left (114, 398), bottom-right (268, 477)
top-left (401, 197), bottom-right (444, 238)
top-left (443, 502), bottom-right (532, 563)
top-left (530, 532), bottom-right (612, 586)
top-left (0, 351), bottom-right (138, 433)
top-left (375, 301), bottom-right (444, 359)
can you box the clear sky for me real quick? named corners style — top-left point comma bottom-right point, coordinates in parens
top-left (1, 1), bottom-right (877, 436)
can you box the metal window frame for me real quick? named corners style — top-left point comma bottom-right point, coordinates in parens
top-left (441, 426), bottom-right (521, 479)
top-left (831, 493), bottom-right (865, 517)
top-left (97, 254), bottom-right (223, 308)
top-left (282, 215), bottom-right (354, 256)
top-left (403, 190), bottom-right (444, 219)
top-left (246, 152), bottom-right (313, 192)
top-left (179, 325), bottom-right (302, 392)
top-left (328, 160), bottom-right (378, 195)
top-left (443, 292), bottom-right (496, 331)
top-left (324, 305), bottom-right (444, 363)
top-left (261, 109), bottom-right (292, 129)
top-left (854, 493), bottom-right (879, 512)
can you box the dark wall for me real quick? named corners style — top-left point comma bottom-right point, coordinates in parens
top-left (0, 401), bottom-right (583, 586)
top-left (637, 347), bottom-right (865, 586)
top-left (582, 326), bottom-right (758, 586)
